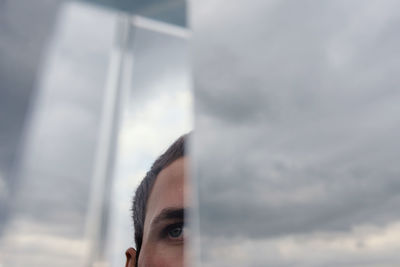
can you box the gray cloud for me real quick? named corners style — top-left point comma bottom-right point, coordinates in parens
top-left (191, 0), bottom-right (400, 265)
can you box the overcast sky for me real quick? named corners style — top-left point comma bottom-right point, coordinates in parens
top-left (191, 0), bottom-right (400, 266)
top-left (2, 0), bottom-right (400, 266)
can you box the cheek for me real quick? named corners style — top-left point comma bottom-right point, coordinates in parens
top-left (138, 245), bottom-right (183, 267)
top-left (139, 254), bottom-right (172, 267)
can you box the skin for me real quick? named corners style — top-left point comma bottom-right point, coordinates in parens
top-left (125, 157), bottom-right (189, 267)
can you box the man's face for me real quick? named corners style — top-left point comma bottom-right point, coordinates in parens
top-left (127, 157), bottom-right (189, 267)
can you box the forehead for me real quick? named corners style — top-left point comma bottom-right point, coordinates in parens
top-left (145, 157), bottom-right (188, 225)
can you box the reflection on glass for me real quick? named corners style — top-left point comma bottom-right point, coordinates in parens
top-left (191, 1), bottom-right (400, 266)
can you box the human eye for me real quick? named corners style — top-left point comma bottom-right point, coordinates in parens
top-left (162, 222), bottom-right (185, 241)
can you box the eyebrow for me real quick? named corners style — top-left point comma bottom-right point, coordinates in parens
top-left (151, 207), bottom-right (185, 228)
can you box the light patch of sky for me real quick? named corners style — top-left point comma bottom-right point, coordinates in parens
top-left (1, 219), bottom-right (87, 266)
top-left (119, 89), bottom-right (192, 159)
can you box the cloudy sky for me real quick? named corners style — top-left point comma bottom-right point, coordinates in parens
top-left (2, 0), bottom-right (400, 266)
top-left (191, 0), bottom-right (400, 266)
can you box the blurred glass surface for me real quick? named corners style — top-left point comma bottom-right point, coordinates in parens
top-left (0, 0), bottom-right (190, 266)
top-left (191, 0), bottom-right (400, 266)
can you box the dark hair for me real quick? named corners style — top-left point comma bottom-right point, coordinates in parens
top-left (132, 134), bottom-right (188, 257)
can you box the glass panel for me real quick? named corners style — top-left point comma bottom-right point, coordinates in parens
top-left (191, 1), bottom-right (400, 266)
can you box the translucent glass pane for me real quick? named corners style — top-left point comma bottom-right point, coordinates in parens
top-left (191, 1), bottom-right (400, 266)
